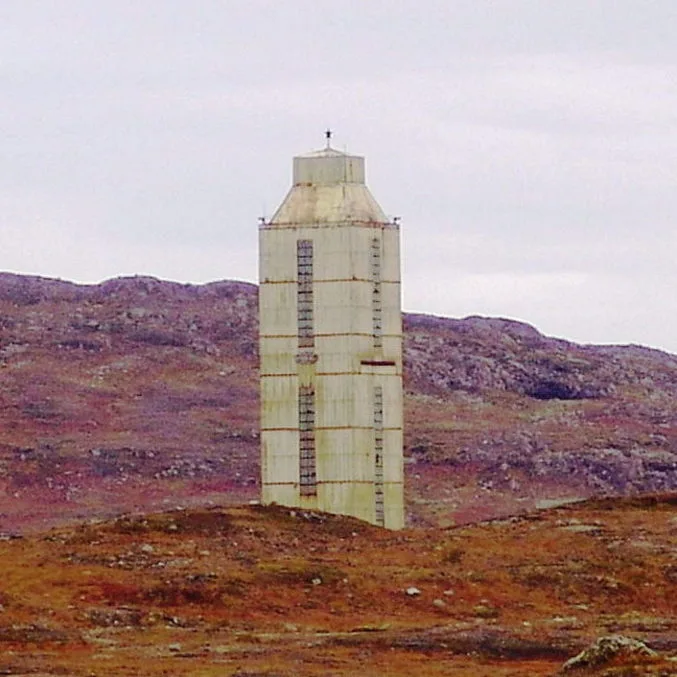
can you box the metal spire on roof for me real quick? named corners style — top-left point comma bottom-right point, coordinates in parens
top-left (325, 128), bottom-right (332, 148)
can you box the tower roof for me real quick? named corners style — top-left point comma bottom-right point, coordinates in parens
top-left (297, 146), bottom-right (351, 159)
top-left (268, 141), bottom-right (388, 226)
top-left (293, 144), bottom-right (365, 186)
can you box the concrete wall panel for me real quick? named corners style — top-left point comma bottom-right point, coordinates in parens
top-left (259, 283), bottom-right (297, 336)
top-left (315, 374), bottom-right (373, 429)
top-left (381, 227), bottom-right (401, 282)
top-left (380, 282), bottom-right (402, 336)
top-left (262, 483), bottom-right (299, 507)
top-left (382, 484), bottom-right (405, 530)
top-left (261, 429), bottom-right (299, 484)
top-left (260, 336), bottom-right (298, 375)
top-left (260, 376), bottom-right (297, 429)
top-left (260, 230), bottom-right (296, 282)
top-left (315, 281), bottom-right (373, 336)
top-left (382, 430), bottom-right (404, 483)
top-left (316, 428), bottom-right (374, 482)
top-left (318, 483), bottom-right (375, 524)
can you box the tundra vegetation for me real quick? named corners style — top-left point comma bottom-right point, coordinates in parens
top-left (1, 273), bottom-right (676, 674)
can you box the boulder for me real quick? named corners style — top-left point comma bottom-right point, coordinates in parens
top-left (560, 635), bottom-right (657, 673)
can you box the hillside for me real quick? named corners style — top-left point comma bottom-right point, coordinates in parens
top-left (0, 495), bottom-right (675, 676)
top-left (1, 272), bottom-right (677, 531)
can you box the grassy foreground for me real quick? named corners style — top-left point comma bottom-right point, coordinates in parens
top-left (1, 495), bottom-right (676, 676)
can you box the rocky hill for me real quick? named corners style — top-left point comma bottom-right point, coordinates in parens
top-left (1, 272), bottom-right (676, 531)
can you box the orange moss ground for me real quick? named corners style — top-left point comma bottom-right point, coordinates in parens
top-left (0, 495), bottom-right (676, 676)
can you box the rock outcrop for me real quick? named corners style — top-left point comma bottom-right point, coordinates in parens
top-left (559, 635), bottom-right (658, 674)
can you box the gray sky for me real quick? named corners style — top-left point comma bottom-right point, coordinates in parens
top-left (2, 1), bottom-right (676, 352)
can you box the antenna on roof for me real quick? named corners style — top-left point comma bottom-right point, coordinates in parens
top-left (325, 128), bottom-right (332, 148)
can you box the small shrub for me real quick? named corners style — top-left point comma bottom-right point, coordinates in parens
top-left (440, 547), bottom-right (464, 565)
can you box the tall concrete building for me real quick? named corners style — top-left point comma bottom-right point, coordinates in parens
top-left (259, 136), bottom-right (404, 529)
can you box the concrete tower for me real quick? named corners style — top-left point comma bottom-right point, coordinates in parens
top-left (259, 136), bottom-right (404, 529)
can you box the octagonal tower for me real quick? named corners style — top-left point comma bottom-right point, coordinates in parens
top-left (259, 138), bottom-right (403, 529)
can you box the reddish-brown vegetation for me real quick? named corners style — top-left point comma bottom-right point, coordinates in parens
top-left (0, 496), bottom-right (675, 675)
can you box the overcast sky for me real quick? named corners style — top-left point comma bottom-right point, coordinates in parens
top-left (2, 1), bottom-right (676, 352)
